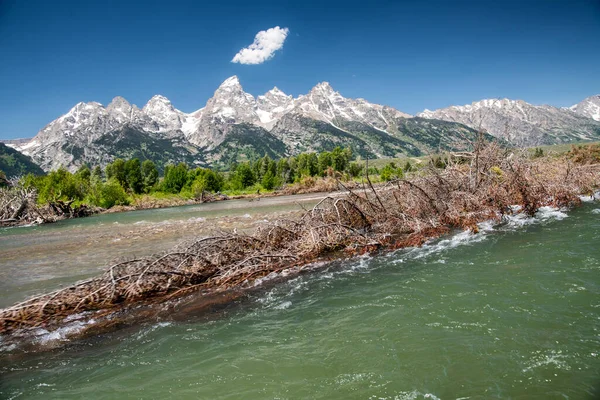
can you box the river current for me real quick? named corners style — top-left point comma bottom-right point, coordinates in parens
top-left (1, 198), bottom-right (599, 399)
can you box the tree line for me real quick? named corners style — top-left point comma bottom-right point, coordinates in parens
top-left (14, 146), bottom-right (417, 209)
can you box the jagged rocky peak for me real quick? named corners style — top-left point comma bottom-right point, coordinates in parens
top-left (255, 87), bottom-right (294, 129)
top-left (53, 101), bottom-right (108, 131)
top-left (268, 86), bottom-right (287, 96)
top-left (260, 86), bottom-right (292, 102)
top-left (569, 94), bottom-right (600, 121)
top-left (310, 81), bottom-right (335, 93)
top-left (217, 75), bottom-right (242, 90)
top-left (257, 86), bottom-right (293, 109)
top-left (106, 96), bottom-right (136, 123)
top-left (107, 95), bottom-right (131, 108)
top-left (212, 76), bottom-right (255, 103)
top-left (143, 95), bottom-right (175, 114)
top-left (203, 76), bottom-right (257, 122)
top-left (292, 81), bottom-right (411, 129)
top-left (63, 101), bottom-right (105, 117)
top-left (141, 95), bottom-right (185, 132)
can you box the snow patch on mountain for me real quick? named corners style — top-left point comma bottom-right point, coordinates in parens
top-left (569, 95), bottom-right (600, 121)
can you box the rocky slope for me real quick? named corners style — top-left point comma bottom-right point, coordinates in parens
top-left (569, 95), bottom-right (600, 122)
top-left (418, 98), bottom-right (600, 146)
top-left (0, 142), bottom-right (44, 178)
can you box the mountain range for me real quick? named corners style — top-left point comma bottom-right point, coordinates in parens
top-left (4, 77), bottom-right (600, 173)
top-left (419, 95), bottom-right (600, 147)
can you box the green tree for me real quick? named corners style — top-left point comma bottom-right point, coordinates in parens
top-left (230, 162), bottom-right (255, 189)
top-left (318, 151), bottom-right (333, 175)
top-left (331, 146), bottom-right (351, 172)
top-left (261, 154), bottom-right (273, 177)
top-left (125, 158), bottom-right (143, 194)
top-left (141, 160), bottom-right (158, 192)
top-left (297, 153), bottom-right (319, 177)
top-left (106, 158), bottom-right (127, 188)
top-left (75, 164), bottom-right (91, 183)
top-left (348, 162), bottom-right (363, 178)
top-left (276, 158), bottom-right (291, 183)
top-left (307, 153), bottom-right (319, 176)
top-left (92, 165), bottom-right (103, 181)
top-left (261, 170), bottom-right (277, 190)
top-left (163, 162), bottom-right (189, 193)
top-left (190, 168), bottom-right (223, 194)
top-left (0, 170), bottom-right (7, 187)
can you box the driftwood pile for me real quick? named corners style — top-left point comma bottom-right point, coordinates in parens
top-left (0, 181), bottom-right (97, 227)
top-left (0, 143), bottom-right (598, 333)
top-left (0, 183), bottom-right (45, 226)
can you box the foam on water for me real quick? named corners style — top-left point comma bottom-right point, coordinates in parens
top-left (132, 321), bottom-right (172, 342)
top-left (502, 205), bottom-right (568, 229)
top-left (368, 391), bottom-right (442, 400)
top-left (579, 191), bottom-right (600, 203)
top-left (33, 319), bottom-right (95, 346)
top-left (397, 220), bottom-right (496, 263)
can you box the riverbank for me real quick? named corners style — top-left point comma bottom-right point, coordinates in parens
top-left (1, 143), bottom-right (598, 345)
top-left (0, 176), bottom-right (351, 228)
top-left (104, 176), bottom-right (346, 213)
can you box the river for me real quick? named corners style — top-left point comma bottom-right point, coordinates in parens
top-left (1, 199), bottom-right (599, 399)
top-left (0, 192), bottom-right (324, 308)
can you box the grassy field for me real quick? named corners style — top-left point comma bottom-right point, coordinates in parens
top-left (528, 140), bottom-right (600, 155)
top-left (355, 140), bottom-right (600, 169)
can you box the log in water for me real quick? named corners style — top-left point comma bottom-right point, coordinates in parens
top-left (1, 202), bottom-right (599, 399)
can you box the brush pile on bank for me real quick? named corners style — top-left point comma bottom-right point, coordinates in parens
top-left (1, 142), bottom-right (598, 333)
top-left (0, 181), bottom-right (98, 227)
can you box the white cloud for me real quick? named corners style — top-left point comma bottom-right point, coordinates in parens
top-left (232, 26), bottom-right (289, 65)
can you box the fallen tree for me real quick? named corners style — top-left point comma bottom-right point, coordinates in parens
top-left (1, 142), bottom-right (598, 334)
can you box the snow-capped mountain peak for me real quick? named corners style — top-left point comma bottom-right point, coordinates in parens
top-left (255, 87), bottom-right (294, 129)
top-left (268, 86), bottom-right (286, 96)
top-left (140, 95), bottom-right (185, 133)
top-left (569, 94), bottom-right (600, 121)
top-left (311, 81), bottom-right (335, 93)
top-left (54, 101), bottom-right (106, 129)
top-left (143, 95), bottom-right (174, 112)
top-left (218, 75), bottom-right (241, 89)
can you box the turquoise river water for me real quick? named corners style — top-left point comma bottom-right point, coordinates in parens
top-left (1, 199), bottom-right (599, 399)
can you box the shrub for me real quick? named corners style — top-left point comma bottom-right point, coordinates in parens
top-left (94, 179), bottom-right (130, 209)
top-left (261, 170), bottom-right (277, 190)
top-left (380, 162), bottom-right (404, 182)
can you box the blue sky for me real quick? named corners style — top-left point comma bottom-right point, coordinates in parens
top-left (0, 0), bottom-right (599, 139)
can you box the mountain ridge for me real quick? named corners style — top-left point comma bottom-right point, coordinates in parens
top-left (8, 77), bottom-right (600, 172)
top-left (418, 97), bottom-right (600, 146)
